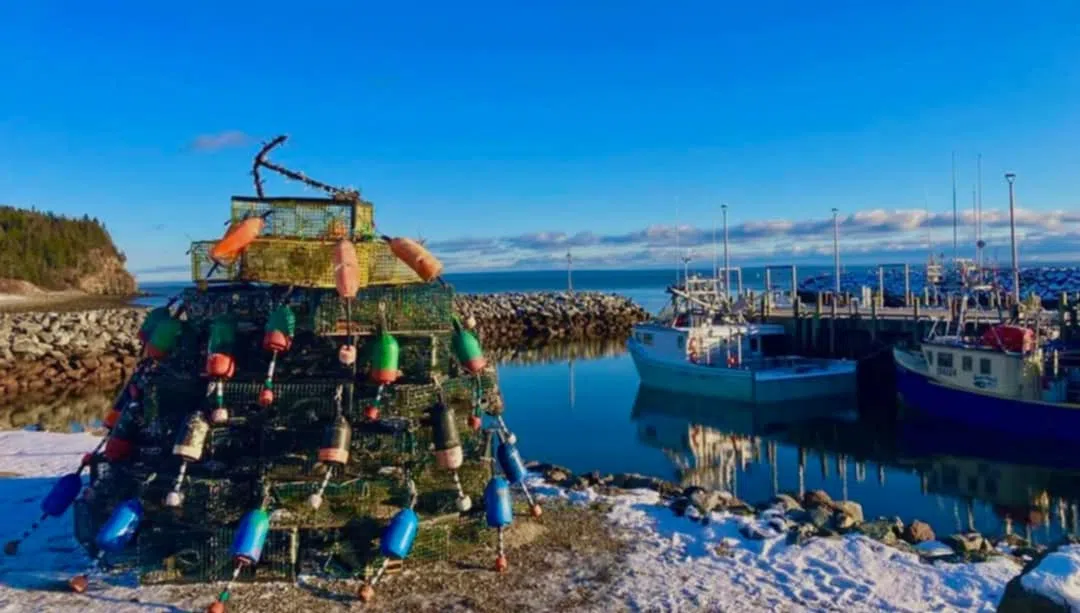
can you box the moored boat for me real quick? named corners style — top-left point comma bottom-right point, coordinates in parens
top-left (628, 274), bottom-right (856, 402)
top-left (894, 313), bottom-right (1080, 442)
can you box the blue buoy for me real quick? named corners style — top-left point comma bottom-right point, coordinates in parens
top-left (496, 441), bottom-right (528, 485)
top-left (95, 499), bottom-right (143, 553)
top-left (230, 509), bottom-right (270, 565)
top-left (484, 477), bottom-right (513, 528)
top-left (41, 473), bottom-right (82, 518)
top-left (380, 508), bottom-right (419, 560)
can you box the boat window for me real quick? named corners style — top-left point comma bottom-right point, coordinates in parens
top-left (938, 352), bottom-right (953, 368)
top-left (962, 356), bottom-right (973, 372)
top-left (980, 358), bottom-right (992, 375)
top-left (643, 333), bottom-right (654, 346)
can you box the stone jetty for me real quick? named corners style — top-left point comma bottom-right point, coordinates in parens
top-left (456, 292), bottom-right (648, 348)
top-left (0, 292), bottom-right (647, 398)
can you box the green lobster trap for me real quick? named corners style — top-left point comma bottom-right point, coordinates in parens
top-left (231, 196), bottom-right (374, 240)
top-left (138, 524), bottom-right (298, 585)
top-left (189, 241), bottom-right (241, 283)
top-left (314, 283), bottom-right (454, 335)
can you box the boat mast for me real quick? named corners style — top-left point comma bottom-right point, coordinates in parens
top-left (976, 153), bottom-right (983, 269)
top-left (952, 151), bottom-right (958, 263)
top-left (675, 199), bottom-right (681, 286)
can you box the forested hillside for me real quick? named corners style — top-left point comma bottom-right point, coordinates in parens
top-left (0, 205), bottom-right (136, 295)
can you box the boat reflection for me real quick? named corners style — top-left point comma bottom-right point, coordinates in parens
top-left (631, 383), bottom-right (1080, 542)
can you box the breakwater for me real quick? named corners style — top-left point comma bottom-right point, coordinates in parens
top-left (798, 265), bottom-right (1080, 308)
top-left (0, 292), bottom-right (647, 397)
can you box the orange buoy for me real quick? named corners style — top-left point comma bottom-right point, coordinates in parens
top-left (333, 239), bottom-right (361, 298)
top-left (209, 216), bottom-right (266, 265)
top-left (382, 236), bottom-right (443, 282)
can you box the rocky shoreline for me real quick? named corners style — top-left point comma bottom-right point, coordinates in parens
top-left (528, 462), bottom-right (1050, 567)
top-left (0, 292), bottom-right (647, 398)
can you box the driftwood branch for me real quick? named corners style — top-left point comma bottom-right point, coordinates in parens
top-left (251, 134), bottom-right (360, 202)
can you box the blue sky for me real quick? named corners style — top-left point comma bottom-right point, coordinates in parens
top-left (2, 1), bottom-right (1080, 279)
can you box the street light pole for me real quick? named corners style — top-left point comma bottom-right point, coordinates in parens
top-left (566, 250), bottom-right (573, 295)
top-left (722, 204), bottom-right (729, 296)
top-left (1005, 172), bottom-right (1019, 304)
top-left (832, 208), bottom-right (840, 294)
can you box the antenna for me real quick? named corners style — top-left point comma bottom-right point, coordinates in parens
top-left (675, 198), bottom-right (680, 285)
top-left (976, 153), bottom-right (983, 268)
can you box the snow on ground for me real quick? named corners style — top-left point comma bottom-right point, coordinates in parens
top-left (0, 431), bottom-right (1025, 612)
top-left (1020, 544), bottom-right (1080, 611)
top-left (530, 480), bottom-right (1022, 612)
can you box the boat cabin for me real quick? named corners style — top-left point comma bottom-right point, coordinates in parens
top-left (921, 324), bottom-right (1067, 402)
top-left (631, 321), bottom-right (788, 366)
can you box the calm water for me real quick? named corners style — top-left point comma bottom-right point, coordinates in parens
top-left (13, 269), bottom-right (1077, 544)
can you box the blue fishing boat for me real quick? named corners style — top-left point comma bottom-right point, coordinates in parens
top-left (894, 310), bottom-right (1080, 442)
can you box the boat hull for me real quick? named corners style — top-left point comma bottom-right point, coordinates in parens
top-left (894, 348), bottom-right (1080, 443)
top-left (629, 344), bottom-right (857, 403)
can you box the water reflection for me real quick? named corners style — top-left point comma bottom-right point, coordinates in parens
top-left (631, 384), bottom-right (1080, 544)
top-left (489, 339), bottom-right (626, 366)
top-left (0, 387), bottom-right (111, 432)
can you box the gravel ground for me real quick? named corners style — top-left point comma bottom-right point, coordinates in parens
top-left (1, 502), bottom-right (632, 613)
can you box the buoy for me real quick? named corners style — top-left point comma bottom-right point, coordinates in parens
top-left (146, 317), bottom-right (182, 361)
top-left (451, 318), bottom-right (486, 373)
top-left (338, 344), bottom-right (357, 366)
top-left (69, 498), bottom-right (144, 593)
top-left (5, 472), bottom-right (82, 555)
top-left (360, 507), bottom-right (419, 602)
top-left (138, 305), bottom-right (173, 345)
top-left (165, 412), bottom-right (209, 507)
top-left (382, 235), bottom-right (443, 282)
top-left (207, 508), bottom-right (270, 611)
top-left (430, 399), bottom-right (471, 511)
top-left (210, 215), bottom-right (266, 266)
top-left (309, 415), bottom-right (352, 510)
top-left (260, 305), bottom-right (295, 407)
top-left (204, 315), bottom-right (237, 423)
top-left (485, 476), bottom-right (513, 572)
top-left (467, 414), bottom-right (482, 431)
top-left (103, 436), bottom-right (134, 463)
top-left (497, 438), bottom-right (542, 517)
top-left (369, 331), bottom-right (400, 385)
top-left (363, 404), bottom-right (379, 421)
top-left (333, 239), bottom-right (361, 298)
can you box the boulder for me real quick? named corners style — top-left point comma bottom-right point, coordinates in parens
top-left (903, 520), bottom-right (935, 544)
top-left (803, 490), bottom-right (833, 509)
top-left (998, 541), bottom-right (1080, 613)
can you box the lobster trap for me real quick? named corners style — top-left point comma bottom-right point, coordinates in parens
top-left (231, 196), bottom-right (374, 241)
top-left (75, 135), bottom-right (527, 598)
top-left (314, 283), bottom-right (455, 335)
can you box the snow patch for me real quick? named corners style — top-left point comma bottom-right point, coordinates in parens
top-left (1020, 544), bottom-right (1080, 611)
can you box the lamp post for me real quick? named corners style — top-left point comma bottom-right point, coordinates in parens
top-left (832, 208), bottom-right (840, 294)
top-left (1005, 172), bottom-right (1019, 304)
top-left (722, 204), bottom-right (730, 296)
top-left (566, 250), bottom-right (573, 295)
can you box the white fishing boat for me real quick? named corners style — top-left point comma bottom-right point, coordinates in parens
top-left (628, 272), bottom-right (856, 403)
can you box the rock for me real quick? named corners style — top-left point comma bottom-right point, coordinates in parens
top-left (787, 522), bottom-right (818, 546)
top-left (998, 540), bottom-right (1080, 613)
top-left (770, 494), bottom-right (803, 513)
top-left (803, 490), bottom-right (833, 509)
top-left (808, 506), bottom-right (833, 530)
top-left (670, 497), bottom-right (691, 517)
top-left (858, 519), bottom-right (898, 545)
top-left (689, 489), bottom-right (730, 515)
top-left (545, 467), bottom-right (572, 486)
top-left (611, 473), bottom-right (662, 491)
top-left (832, 511), bottom-right (858, 532)
top-left (903, 520), bottom-right (935, 544)
top-left (944, 532), bottom-right (987, 555)
top-left (834, 501), bottom-right (863, 524)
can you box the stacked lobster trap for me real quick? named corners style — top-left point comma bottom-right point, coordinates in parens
top-left (4, 136), bottom-right (539, 613)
